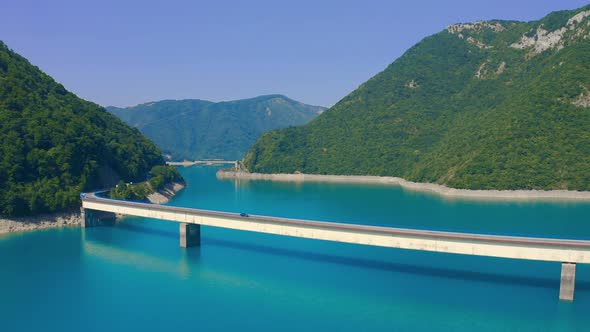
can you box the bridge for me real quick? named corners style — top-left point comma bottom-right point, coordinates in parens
top-left (80, 192), bottom-right (590, 302)
top-left (166, 160), bottom-right (238, 167)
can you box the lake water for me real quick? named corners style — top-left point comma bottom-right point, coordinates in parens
top-left (1, 166), bottom-right (590, 331)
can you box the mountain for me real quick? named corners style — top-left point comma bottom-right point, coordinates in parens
top-left (0, 41), bottom-right (167, 216)
top-left (106, 95), bottom-right (325, 160)
top-left (244, 5), bottom-right (590, 191)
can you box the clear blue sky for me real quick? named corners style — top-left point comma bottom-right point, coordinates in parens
top-left (1, 0), bottom-right (588, 107)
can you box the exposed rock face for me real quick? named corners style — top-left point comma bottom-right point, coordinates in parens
top-left (146, 182), bottom-right (185, 204)
top-left (447, 21), bottom-right (505, 34)
top-left (448, 10), bottom-right (589, 60)
top-left (511, 26), bottom-right (567, 53)
top-left (475, 61), bottom-right (506, 80)
top-left (406, 80), bottom-right (419, 88)
top-left (572, 85), bottom-right (590, 108)
top-left (466, 36), bottom-right (493, 49)
top-left (447, 22), bottom-right (504, 50)
top-left (475, 62), bottom-right (487, 79)
top-left (496, 62), bottom-right (506, 75)
top-left (510, 10), bottom-right (590, 57)
top-left (568, 10), bottom-right (590, 26)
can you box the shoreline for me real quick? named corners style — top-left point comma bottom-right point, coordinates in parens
top-left (146, 182), bottom-right (185, 204)
top-left (216, 170), bottom-right (590, 202)
top-left (0, 210), bottom-right (82, 235)
top-left (166, 160), bottom-right (237, 167)
top-left (0, 181), bottom-right (186, 235)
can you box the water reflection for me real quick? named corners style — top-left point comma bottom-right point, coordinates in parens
top-left (82, 228), bottom-right (194, 279)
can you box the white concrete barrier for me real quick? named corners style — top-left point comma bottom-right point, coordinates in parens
top-left (82, 195), bottom-right (590, 301)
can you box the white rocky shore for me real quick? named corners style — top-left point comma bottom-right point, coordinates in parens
top-left (0, 182), bottom-right (185, 235)
top-left (0, 211), bottom-right (82, 235)
top-left (146, 182), bottom-right (185, 204)
top-left (217, 170), bottom-right (590, 202)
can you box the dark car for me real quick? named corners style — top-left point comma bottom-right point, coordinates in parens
top-left (240, 213), bottom-right (249, 217)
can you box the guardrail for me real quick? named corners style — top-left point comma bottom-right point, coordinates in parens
top-left (81, 192), bottom-right (589, 301)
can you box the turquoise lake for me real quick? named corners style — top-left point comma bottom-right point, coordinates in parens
top-left (2, 166), bottom-right (590, 331)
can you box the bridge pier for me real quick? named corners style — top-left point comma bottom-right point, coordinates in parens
top-left (81, 195), bottom-right (590, 304)
top-left (559, 262), bottom-right (576, 301)
top-left (81, 208), bottom-right (116, 228)
top-left (180, 223), bottom-right (200, 248)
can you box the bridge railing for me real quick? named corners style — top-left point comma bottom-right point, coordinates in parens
top-left (81, 194), bottom-right (590, 251)
top-left (81, 193), bottom-right (590, 301)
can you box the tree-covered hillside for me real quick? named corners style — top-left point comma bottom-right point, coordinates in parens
top-left (244, 5), bottom-right (590, 191)
top-left (0, 41), bottom-right (169, 216)
top-left (107, 95), bottom-right (325, 160)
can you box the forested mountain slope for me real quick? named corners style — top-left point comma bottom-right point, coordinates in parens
top-left (0, 41), bottom-right (166, 216)
top-left (244, 5), bottom-right (590, 190)
top-left (107, 95), bottom-right (325, 160)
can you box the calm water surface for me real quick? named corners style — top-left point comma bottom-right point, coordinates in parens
top-left (2, 166), bottom-right (590, 331)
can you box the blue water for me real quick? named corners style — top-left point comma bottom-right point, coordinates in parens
top-left (2, 166), bottom-right (590, 331)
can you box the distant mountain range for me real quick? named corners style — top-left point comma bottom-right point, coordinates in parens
top-left (107, 95), bottom-right (325, 161)
top-left (0, 41), bottom-right (166, 216)
top-left (244, 5), bottom-right (590, 190)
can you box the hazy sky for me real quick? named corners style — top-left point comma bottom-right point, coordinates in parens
top-left (1, 0), bottom-right (588, 107)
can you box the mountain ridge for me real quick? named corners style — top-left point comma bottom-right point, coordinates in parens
top-left (243, 5), bottom-right (590, 191)
top-left (0, 40), bottom-right (170, 216)
top-left (108, 95), bottom-right (325, 160)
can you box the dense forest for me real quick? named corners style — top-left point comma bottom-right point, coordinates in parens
top-left (107, 95), bottom-right (325, 160)
top-left (244, 5), bottom-right (590, 191)
top-left (0, 41), bottom-right (177, 216)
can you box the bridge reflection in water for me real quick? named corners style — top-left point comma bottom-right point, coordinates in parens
top-left (81, 193), bottom-right (590, 301)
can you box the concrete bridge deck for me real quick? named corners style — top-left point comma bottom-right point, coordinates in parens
top-left (81, 192), bottom-right (590, 301)
top-left (166, 160), bottom-right (237, 167)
